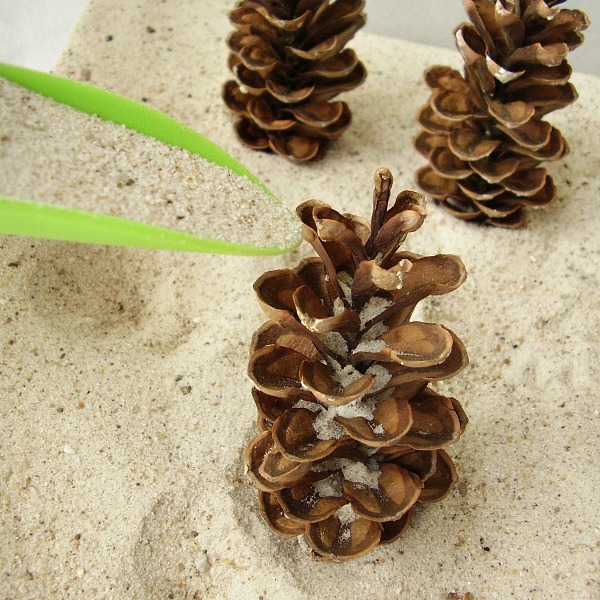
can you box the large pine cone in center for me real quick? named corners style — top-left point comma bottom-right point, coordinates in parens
top-left (245, 168), bottom-right (469, 560)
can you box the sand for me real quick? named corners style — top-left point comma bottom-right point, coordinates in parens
top-left (0, 1), bottom-right (598, 599)
top-left (0, 77), bottom-right (299, 250)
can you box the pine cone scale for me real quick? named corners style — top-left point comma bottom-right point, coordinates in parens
top-left (472, 197), bottom-right (522, 219)
top-left (335, 395), bottom-right (413, 448)
top-left (247, 97), bottom-right (296, 130)
top-left (259, 491), bottom-right (306, 537)
top-left (270, 134), bottom-right (321, 161)
top-left (305, 516), bottom-right (382, 560)
top-left (448, 129), bottom-right (500, 161)
top-left (288, 101), bottom-right (345, 127)
top-left (496, 118), bottom-right (552, 149)
top-left (379, 509), bottom-right (413, 544)
top-left (277, 485), bottom-right (347, 522)
top-left (470, 156), bottom-right (521, 182)
top-left (418, 449), bottom-right (458, 502)
top-left (343, 464), bottom-right (423, 522)
top-left (298, 49), bottom-right (359, 79)
top-left (235, 119), bottom-right (270, 149)
top-left (429, 147), bottom-right (471, 179)
top-left (273, 409), bottom-right (353, 462)
top-left (387, 328), bottom-right (468, 386)
top-left (246, 430), bottom-right (293, 492)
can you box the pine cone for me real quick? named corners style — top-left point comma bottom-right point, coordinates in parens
top-left (415, 0), bottom-right (589, 227)
top-left (223, 0), bottom-right (366, 162)
top-left (245, 168), bottom-right (469, 561)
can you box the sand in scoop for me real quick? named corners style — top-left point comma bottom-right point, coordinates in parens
top-left (0, 77), bottom-right (301, 251)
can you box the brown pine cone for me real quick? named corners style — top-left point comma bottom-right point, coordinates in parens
top-left (245, 168), bottom-right (469, 561)
top-left (223, 0), bottom-right (366, 162)
top-left (415, 0), bottom-right (589, 227)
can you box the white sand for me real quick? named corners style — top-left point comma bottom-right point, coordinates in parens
top-left (0, 78), bottom-right (299, 250)
top-left (0, 1), bottom-right (598, 599)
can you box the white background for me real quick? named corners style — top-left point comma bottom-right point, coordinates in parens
top-left (0, 0), bottom-right (598, 75)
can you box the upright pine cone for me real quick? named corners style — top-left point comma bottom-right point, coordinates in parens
top-left (245, 168), bottom-right (469, 561)
top-left (223, 0), bottom-right (366, 162)
top-left (415, 0), bottom-right (589, 227)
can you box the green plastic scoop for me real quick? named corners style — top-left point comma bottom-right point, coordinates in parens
top-left (0, 63), bottom-right (302, 255)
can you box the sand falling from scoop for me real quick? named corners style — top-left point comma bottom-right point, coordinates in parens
top-left (0, 77), bottom-right (300, 250)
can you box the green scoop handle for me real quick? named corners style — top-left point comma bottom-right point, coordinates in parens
top-left (0, 63), bottom-right (302, 256)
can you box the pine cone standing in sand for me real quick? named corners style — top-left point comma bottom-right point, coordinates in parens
top-left (415, 0), bottom-right (589, 227)
top-left (245, 168), bottom-right (469, 561)
top-left (223, 0), bottom-right (366, 162)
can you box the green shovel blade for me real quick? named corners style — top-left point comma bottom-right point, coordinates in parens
top-left (0, 63), bottom-right (302, 255)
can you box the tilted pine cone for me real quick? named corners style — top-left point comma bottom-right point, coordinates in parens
top-left (245, 168), bottom-right (469, 561)
top-left (415, 0), bottom-right (589, 227)
top-left (223, 0), bottom-right (366, 162)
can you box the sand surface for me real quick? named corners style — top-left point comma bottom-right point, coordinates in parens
top-left (0, 1), bottom-right (598, 599)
